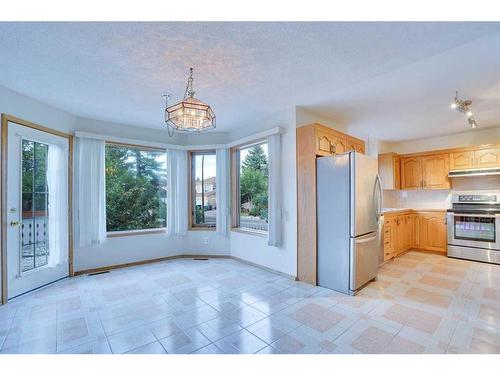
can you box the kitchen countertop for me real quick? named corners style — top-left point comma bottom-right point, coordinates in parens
top-left (381, 208), bottom-right (448, 216)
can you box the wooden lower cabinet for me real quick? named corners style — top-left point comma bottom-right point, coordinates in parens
top-left (416, 212), bottom-right (447, 252)
top-left (383, 219), bottom-right (393, 261)
top-left (394, 215), bottom-right (406, 255)
top-left (383, 210), bottom-right (446, 262)
top-left (404, 214), bottom-right (415, 250)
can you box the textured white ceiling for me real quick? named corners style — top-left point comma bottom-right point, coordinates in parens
top-left (0, 22), bottom-right (499, 141)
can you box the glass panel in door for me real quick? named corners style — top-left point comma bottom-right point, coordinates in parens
top-left (21, 140), bottom-right (49, 272)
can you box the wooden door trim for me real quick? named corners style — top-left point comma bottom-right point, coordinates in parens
top-left (1, 115), bottom-right (7, 304)
top-left (1, 114), bottom-right (74, 304)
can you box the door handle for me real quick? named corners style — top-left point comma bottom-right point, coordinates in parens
top-left (355, 234), bottom-right (378, 244)
top-left (9, 221), bottom-right (20, 227)
top-left (374, 173), bottom-right (383, 222)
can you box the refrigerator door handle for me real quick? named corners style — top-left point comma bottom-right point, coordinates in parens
top-left (374, 174), bottom-right (383, 222)
top-left (355, 233), bottom-right (378, 244)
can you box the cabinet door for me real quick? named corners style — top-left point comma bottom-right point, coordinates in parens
top-left (404, 215), bottom-right (414, 250)
top-left (395, 215), bottom-right (406, 255)
top-left (474, 148), bottom-right (500, 168)
top-left (418, 213), bottom-right (447, 252)
top-left (401, 157), bottom-right (422, 189)
top-left (413, 215), bottom-right (420, 248)
top-left (347, 140), bottom-right (365, 154)
top-left (316, 130), bottom-right (335, 156)
top-left (422, 154), bottom-right (450, 189)
top-left (449, 151), bottom-right (474, 170)
top-left (332, 136), bottom-right (348, 154)
top-left (393, 156), bottom-right (401, 190)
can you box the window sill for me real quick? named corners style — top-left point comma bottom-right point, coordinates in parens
top-left (231, 228), bottom-right (268, 238)
top-left (189, 227), bottom-right (216, 232)
top-left (107, 228), bottom-right (167, 238)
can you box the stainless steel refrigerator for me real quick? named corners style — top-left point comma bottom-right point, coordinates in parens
top-left (317, 152), bottom-right (383, 295)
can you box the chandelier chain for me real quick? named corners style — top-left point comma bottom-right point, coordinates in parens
top-left (184, 67), bottom-right (195, 99)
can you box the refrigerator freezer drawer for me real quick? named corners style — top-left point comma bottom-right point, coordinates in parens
top-left (350, 232), bottom-right (379, 293)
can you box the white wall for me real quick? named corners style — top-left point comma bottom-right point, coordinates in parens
top-left (0, 85), bottom-right (230, 277)
top-left (296, 106), bottom-right (349, 133)
top-left (228, 107), bottom-right (298, 277)
top-left (381, 126), bottom-right (500, 154)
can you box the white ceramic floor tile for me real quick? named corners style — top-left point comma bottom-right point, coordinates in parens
top-left (125, 341), bottom-right (167, 354)
top-left (213, 330), bottom-right (267, 354)
top-left (159, 327), bottom-right (211, 354)
top-left (0, 254), bottom-right (498, 354)
top-left (107, 325), bottom-right (157, 354)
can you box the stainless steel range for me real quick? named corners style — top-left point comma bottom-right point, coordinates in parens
top-left (447, 192), bottom-right (500, 264)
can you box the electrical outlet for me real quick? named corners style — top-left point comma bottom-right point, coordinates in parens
top-left (203, 237), bottom-right (209, 245)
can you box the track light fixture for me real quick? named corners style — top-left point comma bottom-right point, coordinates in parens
top-left (451, 91), bottom-right (477, 129)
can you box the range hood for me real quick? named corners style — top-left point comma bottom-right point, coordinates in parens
top-left (449, 167), bottom-right (500, 177)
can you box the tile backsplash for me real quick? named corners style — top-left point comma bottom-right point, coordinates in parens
top-left (383, 175), bottom-right (500, 209)
top-left (383, 189), bottom-right (451, 209)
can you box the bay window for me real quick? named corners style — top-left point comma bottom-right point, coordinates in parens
top-left (190, 150), bottom-right (217, 228)
top-left (232, 141), bottom-right (269, 233)
top-left (105, 143), bottom-right (167, 233)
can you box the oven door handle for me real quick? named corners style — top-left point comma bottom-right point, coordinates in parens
top-left (447, 212), bottom-right (499, 218)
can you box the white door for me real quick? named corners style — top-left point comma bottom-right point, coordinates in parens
top-left (6, 122), bottom-right (70, 299)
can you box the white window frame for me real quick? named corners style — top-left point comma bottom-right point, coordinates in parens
top-left (231, 140), bottom-right (269, 237)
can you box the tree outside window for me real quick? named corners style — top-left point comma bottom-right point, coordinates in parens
top-left (238, 142), bottom-right (268, 232)
top-left (105, 144), bottom-right (167, 232)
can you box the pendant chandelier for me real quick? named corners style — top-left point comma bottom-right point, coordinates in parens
top-left (163, 67), bottom-right (216, 136)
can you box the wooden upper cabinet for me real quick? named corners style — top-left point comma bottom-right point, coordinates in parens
top-left (422, 154), bottom-right (450, 189)
top-left (401, 157), bottom-right (423, 189)
top-left (313, 124), bottom-right (364, 157)
top-left (316, 131), bottom-right (335, 156)
top-left (394, 157), bottom-right (401, 190)
top-left (333, 136), bottom-right (348, 154)
top-left (378, 153), bottom-right (400, 190)
top-left (474, 148), bottom-right (500, 168)
top-left (449, 147), bottom-right (500, 170)
top-left (401, 154), bottom-right (450, 190)
top-left (450, 151), bottom-right (474, 170)
top-left (347, 139), bottom-right (365, 154)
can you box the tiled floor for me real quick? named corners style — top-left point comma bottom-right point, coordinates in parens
top-left (0, 251), bottom-right (499, 354)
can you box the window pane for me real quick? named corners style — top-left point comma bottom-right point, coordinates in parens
top-left (191, 152), bottom-right (216, 227)
top-left (21, 139), bottom-right (50, 272)
top-left (105, 144), bottom-right (167, 232)
top-left (22, 140), bottom-right (34, 193)
top-left (34, 142), bottom-right (48, 192)
top-left (239, 143), bottom-right (268, 232)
